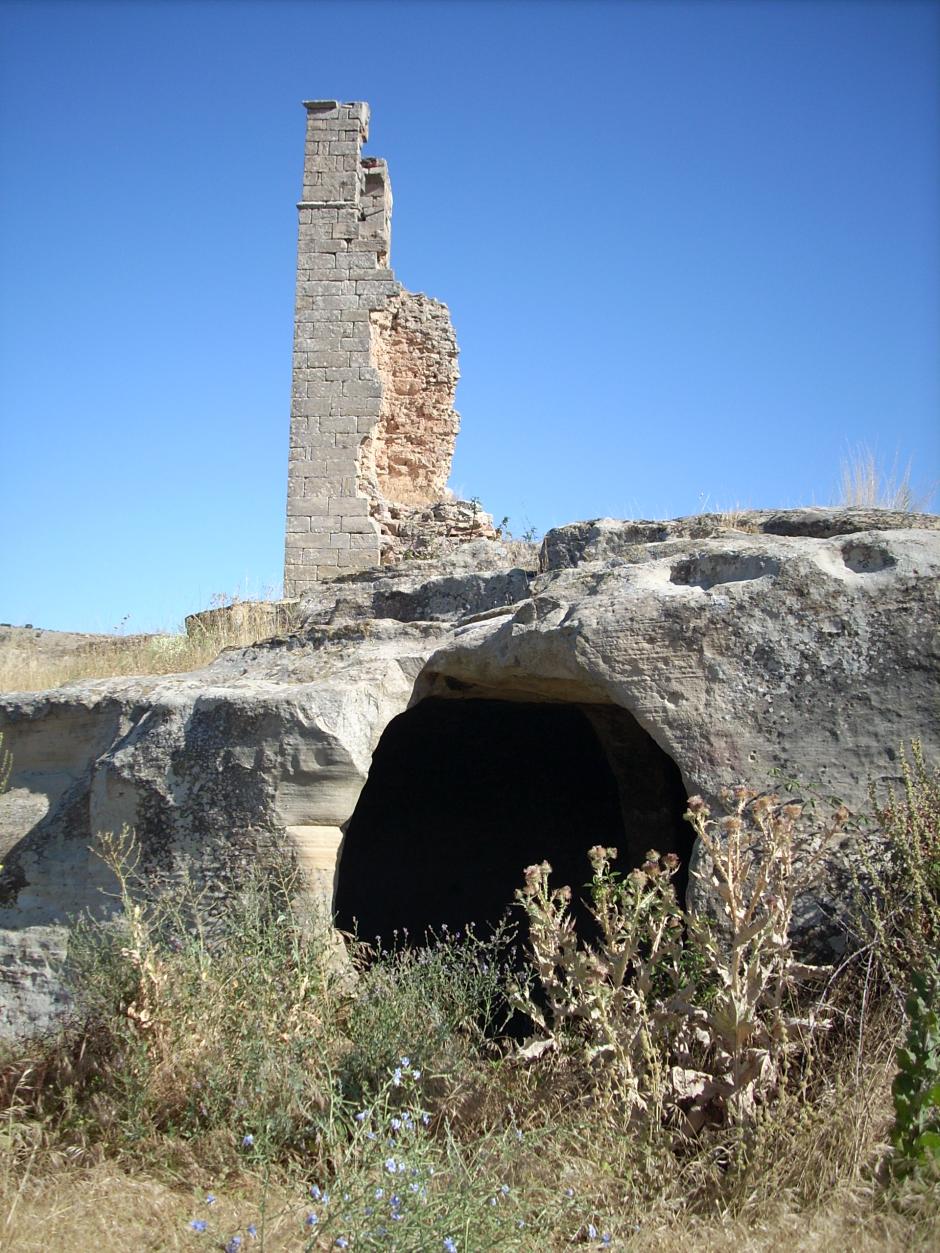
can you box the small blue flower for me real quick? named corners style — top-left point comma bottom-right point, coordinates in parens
top-left (225, 1239), bottom-right (242, 1253)
top-left (310, 1185), bottom-right (322, 1200)
top-left (241, 1134), bottom-right (254, 1148)
top-left (443, 1239), bottom-right (458, 1253)
top-left (601, 1235), bottom-right (612, 1247)
top-left (565, 1187), bottom-right (575, 1198)
top-left (390, 1194), bottom-right (401, 1208)
top-left (384, 1157), bottom-right (399, 1173)
top-left (517, 1220), bottom-right (525, 1229)
top-left (400, 1055), bottom-right (411, 1068)
top-left (587, 1223), bottom-right (598, 1240)
top-left (355, 1110), bottom-right (367, 1122)
top-left (335, 1241), bottom-right (349, 1249)
top-left (390, 1117), bottom-right (402, 1131)
top-left (412, 1069), bottom-right (421, 1080)
top-left (189, 1219), bottom-right (207, 1232)
top-left (500, 1184), bottom-right (510, 1195)
top-left (246, 1227), bottom-right (257, 1240)
top-left (392, 1068), bottom-right (402, 1086)
top-left (421, 1112), bottom-right (431, 1126)
top-left (409, 1182), bottom-right (420, 1193)
top-left (489, 1196), bottom-right (497, 1206)
top-left (205, 1194), bottom-right (217, 1206)
top-left (375, 1188), bottom-right (385, 1199)
top-left (305, 1213), bottom-right (318, 1227)
top-left (366, 1131), bottom-right (377, 1140)
top-left (515, 1129), bottom-right (523, 1142)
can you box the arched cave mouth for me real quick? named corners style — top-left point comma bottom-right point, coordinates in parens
top-left (333, 697), bottom-right (691, 947)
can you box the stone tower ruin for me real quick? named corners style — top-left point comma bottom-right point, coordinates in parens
top-left (284, 100), bottom-right (487, 595)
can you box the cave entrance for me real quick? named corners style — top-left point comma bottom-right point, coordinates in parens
top-left (334, 697), bottom-right (690, 946)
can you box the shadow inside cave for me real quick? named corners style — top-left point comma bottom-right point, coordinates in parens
top-left (333, 696), bottom-right (690, 948)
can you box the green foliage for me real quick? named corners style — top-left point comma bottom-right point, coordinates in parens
top-left (892, 962), bottom-right (940, 1180)
top-left (854, 741), bottom-right (940, 991)
top-left (341, 925), bottom-right (509, 1104)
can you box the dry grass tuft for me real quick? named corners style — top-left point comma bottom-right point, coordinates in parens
top-left (837, 445), bottom-right (935, 512)
top-left (0, 598), bottom-right (298, 693)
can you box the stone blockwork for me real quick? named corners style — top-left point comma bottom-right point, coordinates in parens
top-left (285, 101), bottom-right (477, 595)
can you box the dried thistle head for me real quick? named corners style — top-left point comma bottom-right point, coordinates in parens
top-left (751, 793), bottom-right (779, 817)
top-left (588, 845), bottom-right (617, 874)
top-left (686, 795), bottom-right (709, 816)
top-left (521, 864), bottom-right (546, 896)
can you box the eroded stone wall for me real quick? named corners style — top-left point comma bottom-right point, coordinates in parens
top-left (284, 100), bottom-right (473, 595)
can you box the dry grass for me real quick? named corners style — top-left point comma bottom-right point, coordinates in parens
top-left (0, 1170), bottom-right (932, 1253)
top-left (1, 762), bottom-right (937, 1249)
top-left (0, 1162), bottom-right (308, 1252)
top-left (2, 1056), bottom-right (936, 1253)
top-left (837, 445), bottom-right (935, 512)
top-left (0, 599), bottom-right (297, 693)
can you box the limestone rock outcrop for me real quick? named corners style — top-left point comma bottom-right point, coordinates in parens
top-left (2, 508), bottom-right (938, 1039)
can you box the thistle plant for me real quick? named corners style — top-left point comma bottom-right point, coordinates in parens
top-left (512, 847), bottom-right (684, 1113)
top-left (513, 792), bottom-right (846, 1130)
top-left (680, 790), bottom-right (838, 1125)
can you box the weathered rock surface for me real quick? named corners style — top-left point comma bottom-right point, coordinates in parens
top-left (1, 509), bottom-right (938, 1038)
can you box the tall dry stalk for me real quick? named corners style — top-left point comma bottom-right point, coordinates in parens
top-left (837, 445), bottom-right (931, 512)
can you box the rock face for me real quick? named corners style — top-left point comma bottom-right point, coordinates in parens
top-left (2, 508), bottom-right (939, 1039)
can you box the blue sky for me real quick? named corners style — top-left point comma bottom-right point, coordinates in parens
top-left (1, 0), bottom-right (937, 634)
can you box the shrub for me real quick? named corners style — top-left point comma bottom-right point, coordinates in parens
top-left (340, 924), bottom-right (510, 1105)
top-left (512, 791), bottom-right (847, 1130)
top-left (852, 741), bottom-right (940, 994)
top-left (891, 962), bottom-right (940, 1180)
top-left (5, 829), bottom-right (349, 1164)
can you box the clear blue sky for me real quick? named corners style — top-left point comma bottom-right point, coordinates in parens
top-left (1, 0), bottom-right (937, 634)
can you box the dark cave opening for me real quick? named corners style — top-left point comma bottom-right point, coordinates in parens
top-left (333, 696), bottom-right (691, 946)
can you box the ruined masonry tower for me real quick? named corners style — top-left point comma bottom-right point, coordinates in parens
top-left (285, 100), bottom-right (483, 595)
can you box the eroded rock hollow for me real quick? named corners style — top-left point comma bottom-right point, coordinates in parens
top-left (333, 697), bottom-right (690, 943)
